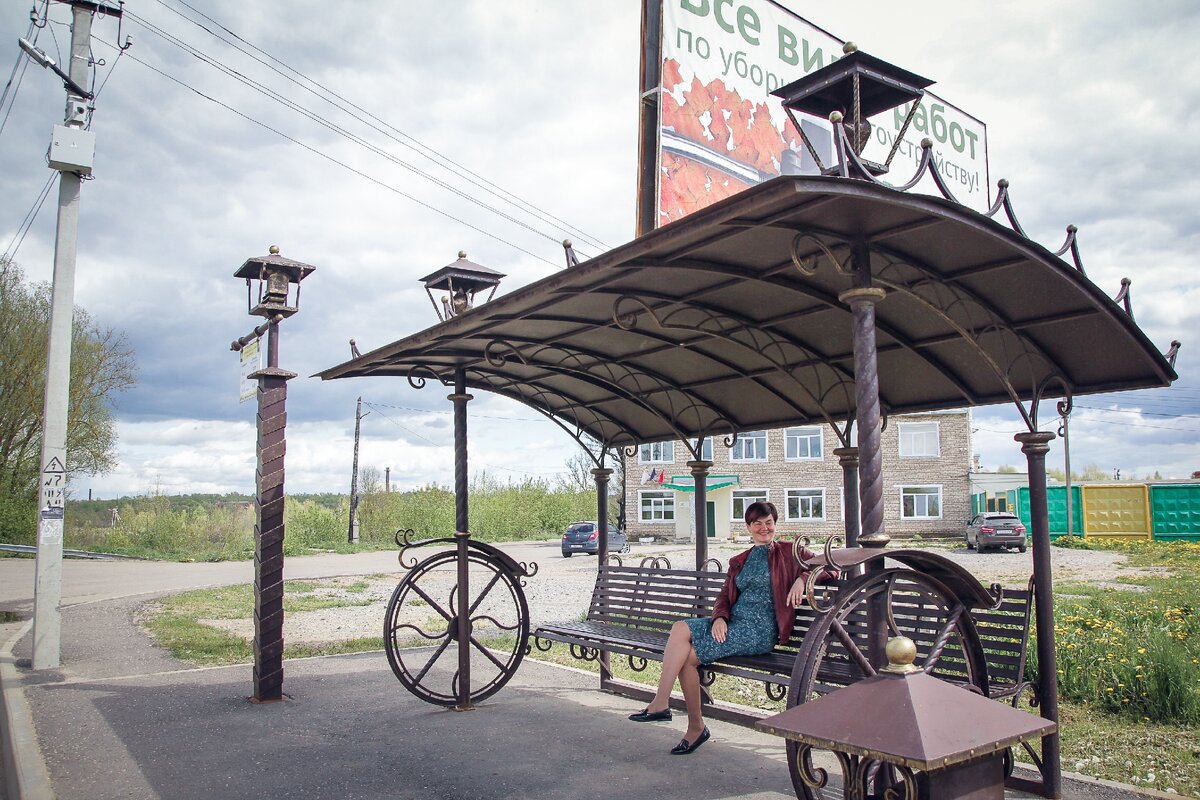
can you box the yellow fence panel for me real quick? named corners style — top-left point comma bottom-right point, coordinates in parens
top-left (1081, 484), bottom-right (1151, 541)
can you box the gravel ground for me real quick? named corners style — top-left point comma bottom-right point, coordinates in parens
top-left (195, 540), bottom-right (1157, 646)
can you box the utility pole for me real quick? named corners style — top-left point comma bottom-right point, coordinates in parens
top-left (28, 1), bottom-right (120, 671)
top-left (385, 467), bottom-right (390, 493)
top-left (347, 396), bottom-right (366, 543)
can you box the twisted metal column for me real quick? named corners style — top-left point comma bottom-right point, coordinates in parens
top-left (450, 368), bottom-right (474, 711)
top-left (1016, 430), bottom-right (1061, 799)
top-left (251, 319), bottom-right (295, 703)
top-left (840, 287), bottom-right (889, 548)
top-left (689, 459), bottom-right (713, 569)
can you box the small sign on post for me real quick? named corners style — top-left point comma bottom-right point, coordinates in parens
top-left (239, 337), bottom-right (262, 403)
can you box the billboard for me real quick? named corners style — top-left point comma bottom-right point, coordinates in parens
top-left (647, 0), bottom-right (989, 227)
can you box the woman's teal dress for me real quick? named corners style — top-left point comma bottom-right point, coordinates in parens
top-left (686, 544), bottom-right (777, 664)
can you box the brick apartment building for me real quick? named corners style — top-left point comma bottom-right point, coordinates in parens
top-left (623, 411), bottom-right (970, 543)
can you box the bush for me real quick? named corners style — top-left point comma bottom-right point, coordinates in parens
top-left (0, 492), bottom-right (35, 546)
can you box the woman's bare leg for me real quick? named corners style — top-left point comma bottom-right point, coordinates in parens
top-left (647, 620), bottom-right (700, 712)
top-left (677, 658), bottom-right (707, 741)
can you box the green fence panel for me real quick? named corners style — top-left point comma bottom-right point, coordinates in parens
top-left (1017, 485), bottom-right (1082, 537)
top-left (1150, 484), bottom-right (1200, 541)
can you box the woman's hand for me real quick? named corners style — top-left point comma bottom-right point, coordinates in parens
top-left (711, 617), bottom-right (728, 643)
top-left (787, 575), bottom-right (808, 608)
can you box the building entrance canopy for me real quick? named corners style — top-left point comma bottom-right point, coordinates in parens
top-left (317, 176), bottom-right (1176, 453)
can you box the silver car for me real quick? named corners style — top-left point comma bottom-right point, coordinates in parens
top-left (965, 513), bottom-right (1028, 552)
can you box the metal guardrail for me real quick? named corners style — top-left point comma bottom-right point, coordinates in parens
top-left (0, 543), bottom-right (144, 560)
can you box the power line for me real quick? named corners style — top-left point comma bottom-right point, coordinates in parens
top-left (1074, 404), bottom-right (1200, 420)
top-left (148, 0), bottom-right (609, 253)
top-left (363, 399), bottom-right (543, 423)
top-left (2, 173), bottom-right (56, 262)
top-left (94, 39), bottom-right (561, 268)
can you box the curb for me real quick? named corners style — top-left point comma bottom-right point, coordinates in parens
top-left (0, 620), bottom-right (55, 800)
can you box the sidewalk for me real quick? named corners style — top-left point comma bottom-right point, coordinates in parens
top-left (0, 558), bottom-right (1183, 800)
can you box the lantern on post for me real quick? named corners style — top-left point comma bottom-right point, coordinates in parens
top-left (421, 251), bottom-right (504, 322)
top-left (230, 245), bottom-right (316, 703)
top-left (757, 637), bottom-right (1054, 800)
top-left (772, 43), bottom-right (933, 178)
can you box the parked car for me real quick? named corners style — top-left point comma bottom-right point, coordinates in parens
top-left (965, 512), bottom-right (1028, 552)
top-left (561, 521), bottom-right (629, 557)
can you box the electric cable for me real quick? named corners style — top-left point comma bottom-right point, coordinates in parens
top-left (117, 11), bottom-right (598, 259)
top-left (2, 173), bottom-right (56, 262)
top-left (145, 0), bottom-right (609, 253)
top-left (95, 40), bottom-right (561, 268)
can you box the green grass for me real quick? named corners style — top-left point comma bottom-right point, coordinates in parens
top-left (0, 610), bottom-right (23, 623)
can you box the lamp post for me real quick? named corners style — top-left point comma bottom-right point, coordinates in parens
top-left (230, 246), bottom-right (315, 703)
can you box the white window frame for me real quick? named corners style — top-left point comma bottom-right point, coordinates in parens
top-left (898, 421), bottom-right (940, 458)
top-left (730, 430), bottom-right (768, 462)
top-left (900, 485), bottom-right (943, 520)
top-left (785, 488), bottom-right (826, 522)
top-left (785, 426), bottom-right (823, 461)
top-left (639, 490), bottom-right (675, 523)
top-left (639, 441), bottom-right (674, 464)
top-left (699, 437), bottom-right (714, 461)
top-left (730, 489), bottom-right (769, 522)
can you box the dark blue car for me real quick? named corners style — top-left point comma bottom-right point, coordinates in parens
top-left (561, 521), bottom-right (629, 557)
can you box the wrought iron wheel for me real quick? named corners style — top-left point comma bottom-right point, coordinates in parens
top-left (383, 548), bottom-right (530, 707)
top-left (784, 567), bottom-right (988, 800)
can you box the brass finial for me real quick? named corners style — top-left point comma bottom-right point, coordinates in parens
top-left (829, 110), bottom-right (844, 124)
top-left (269, 245), bottom-right (280, 255)
top-left (882, 636), bottom-right (921, 674)
top-left (458, 250), bottom-right (467, 259)
top-left (843, 42), bottom-right (858, 55)
top-left (562, 239), bottom-right (572, 249)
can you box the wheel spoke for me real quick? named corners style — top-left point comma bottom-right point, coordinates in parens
top-left (408, 581), bottom-right (453, 622)
top-left (830, 618), bottom-right (875, 677)
top-left (469, 635), bottom-right (511, 671)
top-left (468, 568), bottom-right (505, 615)
top-left (411, 636), bottom-right (455, 685)
top-left (923, 604), bottom-right (965, 672)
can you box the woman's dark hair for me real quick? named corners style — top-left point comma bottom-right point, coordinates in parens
top-left (744, 500), bottom-right (778, 526)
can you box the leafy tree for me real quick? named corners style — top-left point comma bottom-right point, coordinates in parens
top-left (0, 260), bottom-right (135, 540)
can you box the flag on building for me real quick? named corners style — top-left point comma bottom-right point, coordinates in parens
top-left (657, 470), bottom-right (666, 484)
top-left (641, 468), bottom-right (651, 484)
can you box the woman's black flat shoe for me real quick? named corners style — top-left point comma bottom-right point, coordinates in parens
top-left (628, 708), bottom-right (672, 722)
top-left (670, 726), bottom-right (711, 754)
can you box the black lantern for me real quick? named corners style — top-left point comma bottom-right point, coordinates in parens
top-left (421, 251), bottom-right (505, 322)
top-left (234, 245), bottom-right (316, 319)
top-left (772, 43), bottom-right (933, 177)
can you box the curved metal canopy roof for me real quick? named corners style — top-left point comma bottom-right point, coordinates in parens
top-left (317, 176), bottom-right (1176, 453)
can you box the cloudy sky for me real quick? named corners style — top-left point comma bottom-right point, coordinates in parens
top-left (1, 0), bottom-right (1196, 500)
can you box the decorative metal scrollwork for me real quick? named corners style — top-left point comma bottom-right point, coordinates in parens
top-left (606, 554), bottom-right (624, 566)
top-left (532, 636), bottom-right (554, 652)
top-left (569, 643), bottom-right (600, 662)
top-left (702, 558), bottom-right (723, 572)
top-left (790, 232), bottom-right (854, 278)
top-left (698, 668), bottom-right (716, 687)
top-left (794, 744), bottom-right (829, 790)
top-left (627, 655), bottom-right (648, 672)
top-left (405, 365), bottom-right (446, 390)
top-left (765, 681), bottom-right (787, 702)
top-left (639, 556), bottom-right (672, 569)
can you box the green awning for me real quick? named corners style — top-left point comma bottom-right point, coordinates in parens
top-left (660, 475), bottom-right (740, 492)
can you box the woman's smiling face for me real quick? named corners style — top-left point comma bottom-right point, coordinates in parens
top-left (746, 513), bottom-right (776, 544)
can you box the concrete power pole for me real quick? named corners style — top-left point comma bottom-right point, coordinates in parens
top-left (30, 1), bottom-right (118, 671)
top-left (347, 396), bottom-right (365, 543)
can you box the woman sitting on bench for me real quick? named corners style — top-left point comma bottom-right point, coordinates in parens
top-left (628, 500), bottom-right (833, 755)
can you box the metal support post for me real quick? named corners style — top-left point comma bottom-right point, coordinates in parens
top-left (834, 446), bottom-right (860, 547)
top-left (32, 2), bottom-right (97, 670)
top-left (1016, 430), bottom-right (1062, 799)
top-left (592, 467), bottom-right (613, 560)
top-left (841, 282), bottom-right (889, 549)
top-left (689, 459), bottom-right (712, 569)
top-left (450, 368), bottom-right (473, 710)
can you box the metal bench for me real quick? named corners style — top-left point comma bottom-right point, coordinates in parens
top-left (532, 560), bottom-right (1035, 725)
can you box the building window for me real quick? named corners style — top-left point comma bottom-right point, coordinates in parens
top-left (639, 442), bottom-right (674, 464)
top-left (699, 437), bottom-right (714, 461)
top-left (786, 488), bottom-right (825, 521)
top-left (640, 491), bottom-right (675, 522)
top-left (731, 489), bottom-right (769, 521)
top-left (785, 426), bottom-right (823, 460)
top-left (730, 430), bottom-right (768, 462)
top-left (900, 486), bottom-right (942, 519)
top-left (899, 421), bottom-right (940, 458)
